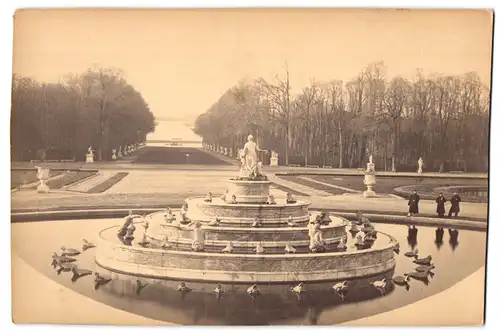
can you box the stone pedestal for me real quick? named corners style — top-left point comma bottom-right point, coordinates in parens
top-left (112, 149), bottom-right (117, 160)
top-left (270, 157), bottom-right (279, 167)
top-left (36, 167), bottom-right (50, 193)
top-left (86, 153), bottom-right (94, 163)
top-left (363, 160), bottom-right (376, 198)
top-left (37, 180), bottom-right (50, 193)
top-left (363, 172), bottom-right (377, 198)
top-left (227, 180), bottom-right (271, 204)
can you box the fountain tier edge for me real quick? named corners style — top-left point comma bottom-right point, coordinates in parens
top-left (95, 224), bottom-right (396, 283)
top-left (95, 175), bottom-right (398, 283)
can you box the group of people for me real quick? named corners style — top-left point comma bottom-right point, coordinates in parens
top-left (407, 190), bottom-right (462, 218)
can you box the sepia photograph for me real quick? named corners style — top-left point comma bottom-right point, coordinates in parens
top-left (9, 7), bottom-right (493, 327)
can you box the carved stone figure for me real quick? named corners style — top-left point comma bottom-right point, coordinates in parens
top-left (270, 151), bottom-right (279, 167)
top-left (35, 166), bottom-right (51, 193)
top-left (86, 146), bottom-right (94, 163)
top-left (239, 135), bottom-right (268, 178)
top-left (418, 157), bottom-right (424, 174)
top-left (308, 221), bottom-right (325, 252)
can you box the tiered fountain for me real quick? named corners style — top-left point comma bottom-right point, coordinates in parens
top-left (95, 136), bottom-right (398, 283)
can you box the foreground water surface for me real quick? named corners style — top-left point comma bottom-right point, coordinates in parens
top-left (11, 218), bottom-right (486, 325)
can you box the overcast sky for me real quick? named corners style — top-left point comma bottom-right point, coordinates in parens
top-left (13, 8), bottom-right (493, 122)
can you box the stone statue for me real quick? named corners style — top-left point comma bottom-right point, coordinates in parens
top-left (308, 221), bottom-right (325, 253)
top-left (35, 166), bottom-right (51, 193)
top-left (418, 157), bottom-right (424, 174)
top-left (86, 146), bottom-right (94, 163)
top-left (117, 210), bottom-right (142, 238)
top-left (191, 221), bottom-right (205, 252)
top-left (270, 150), bottom-right (279, 167)
top-left (240, 135), bottom-right (268, 178)
top-left (369, 155), bottom-right (373, 164)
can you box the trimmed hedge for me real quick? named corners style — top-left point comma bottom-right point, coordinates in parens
top-left (46, 171), bottom-right (97, 189)
top-left (87, 172), bottom-right (129, 194)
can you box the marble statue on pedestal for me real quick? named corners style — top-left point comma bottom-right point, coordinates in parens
top-left (417, 157), bottom-right (424, 174)
top-left (112, 149), bottom-right (117, 160)
top-left (36, 166), bottom-right (51, 193)
top-left (270, 151), bottom-right (279, 167)
top-left (363, 154), bottom-right (377, 198)
top-left (86, 146), bottom-right (94, 163)
top-left (117, 146), bottom-right (123, 158)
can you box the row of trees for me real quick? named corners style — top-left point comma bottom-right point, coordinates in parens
top-left (11, 66), bottom-right (156, 161)
top-left (194, 62), bottom-right (490, 172)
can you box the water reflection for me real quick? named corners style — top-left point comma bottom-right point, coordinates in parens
top-left (449, 229), bottom-right (460, 251)
top-left (407, 225), bottom-right (418, 249)
top-left (95, 270), bottom-right (395, 325)
top-left (435, 228), bottom-right (445, 250)
top-left (306, 306), bottom-right (319, 325)
top-left (36, 221), bottom-right (486, 325)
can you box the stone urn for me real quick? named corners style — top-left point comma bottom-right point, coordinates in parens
top-left (36, 166), bottom-right (51, 193)
top-left (270, 151), bottom-right (279, 167)
top-left (112, 149), bottom-right (117, 160)
top-left (363, 155), bottom-right (377, 198)
top-left (85, 150), bottom-right (94, 163)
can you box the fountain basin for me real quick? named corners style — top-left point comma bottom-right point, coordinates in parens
top-left (185, 197), bottom-right (311, 224)
top-left (96, 225), bottom-right (397, 283)
top-left (226, 179), bottom-right (272, 204)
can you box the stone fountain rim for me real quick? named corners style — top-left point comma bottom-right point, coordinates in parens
top-left (227, 179), bottom-right (273, 184)
top-left (185, 196), bottom-right (311, 208)
top-left (98, 224), bottom-right (398, 259)
top-left (145, 210), bottom-right (348, 232)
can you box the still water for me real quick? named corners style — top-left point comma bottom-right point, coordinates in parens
top-left (12, 219), bottom-right (486, 325)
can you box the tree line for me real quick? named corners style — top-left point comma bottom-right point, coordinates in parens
top-left (11, 66), bottom-right (156, 161)
top-left (194, 62), bottom-right (490, 172)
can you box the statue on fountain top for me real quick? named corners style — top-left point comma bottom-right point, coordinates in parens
top-left (238, 135), bottom-right (269, 180)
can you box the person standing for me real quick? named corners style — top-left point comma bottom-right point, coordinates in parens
top-left (435, 193), bottom-right (447, 217)
top-left (408, 190), bottom-right (420, 217)
top-left (448, 192), bottom-right (462, 217)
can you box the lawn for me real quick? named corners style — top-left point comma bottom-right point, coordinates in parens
top-left (11, 170), bottom-right (97, 190)
top-left (11, 170), bottom-right (63, 189)
top-left (87, 172), bottom-right (129, 193)
top-left (46, 171), bottom-right (97, 189)
top-left (277, 174), bottom-right (488, 202)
